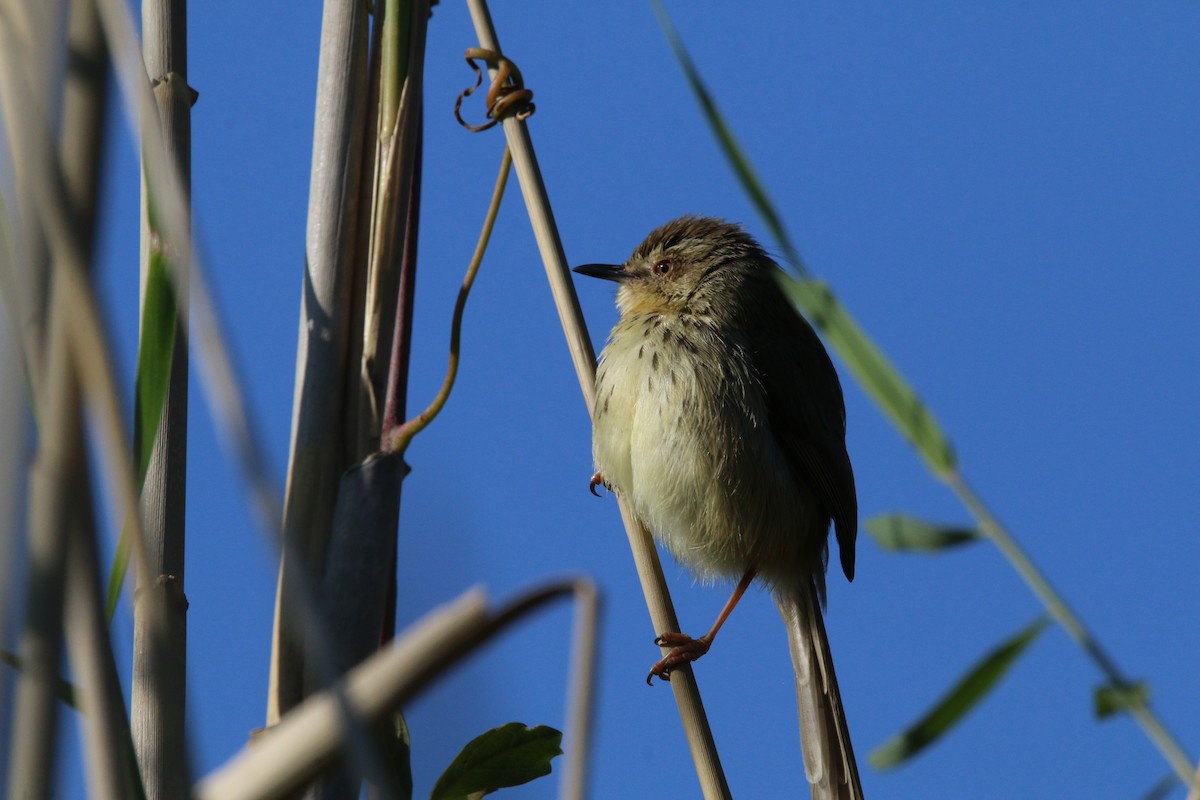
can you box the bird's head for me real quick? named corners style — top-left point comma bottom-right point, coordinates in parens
top-left (574, 216), bottom-right (771, 318)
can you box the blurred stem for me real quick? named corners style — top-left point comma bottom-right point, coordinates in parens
top-left (198, 581), bottom-right (592, 800)
top-left (65, 461), bottom-right (145, 800)
top-left (2, 3), bottom-right (74, 796)
top-left (388, 146), bottom-right (509, 454)
top-left (947, 470), bottom-right (1197, 790)
top-left (9, 283), bottom-right (78, 800)
top-left (57, 1), bottom-right (140, 796)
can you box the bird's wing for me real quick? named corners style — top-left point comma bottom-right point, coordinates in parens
top-left (750, 277), bottom-right (858, 582)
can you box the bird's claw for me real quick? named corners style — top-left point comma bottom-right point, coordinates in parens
top-left (646, 633), bottom-right (711, 685)
top-left (588, 471), bottom-right (608, 497)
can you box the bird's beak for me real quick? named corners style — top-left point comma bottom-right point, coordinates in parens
top-left (572, 263), bottom-right (628, 282)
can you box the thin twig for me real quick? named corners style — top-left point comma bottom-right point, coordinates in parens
top-left (461, 2), bottom-right (730, 797)
top-left (388, 145), bottom-right (511, 454)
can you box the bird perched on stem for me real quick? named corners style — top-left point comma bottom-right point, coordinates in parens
top-left (575, 216), bottom-right (863, 800)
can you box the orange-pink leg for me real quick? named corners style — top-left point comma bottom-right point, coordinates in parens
top-left (647, 568), bottom-right (757, 685)
top-left (588, 471), bottom-right (607, 497)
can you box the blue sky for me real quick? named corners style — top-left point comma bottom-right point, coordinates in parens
top-left (73, 1), bottom-right (1200, 798)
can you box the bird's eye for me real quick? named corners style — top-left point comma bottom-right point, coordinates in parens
top-left (653, 258), bottom-right (672, 276)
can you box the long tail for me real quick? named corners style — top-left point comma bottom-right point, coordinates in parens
top-left (776, 584), bottom-right (864, 800)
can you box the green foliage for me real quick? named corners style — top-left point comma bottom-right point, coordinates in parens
top-left (1094, 681), bottom-right (1150, 721)
top-left (870, 616), bottom-right (1050, 770)
top-left (430, 723), bottom-right (562, 800)
top-left (106, 234), bottom-right (178, 620)
top-left (379, 712), bottom-right (415, 800)
top-left (653, 1), bottom-right (956, 476)
top-left (866, 514), bottom-right (979, 553)
top-left (651, 7), bottom-right (1199, 790)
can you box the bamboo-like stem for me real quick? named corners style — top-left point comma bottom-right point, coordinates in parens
top-left (269, 0), bottom-right (371, 723)
top-left (307, 7), bottom-right (433, 797)
top-left (462, 3), bottom-right (730, 797)
top-left (388, 146), bottom-right (510, 453)
top-left (947, 471), bottom-right (1198, 791)
top-left (134, 1), bottom-right (192, 796)
top-left (363, 0), bottom-right (427, 675)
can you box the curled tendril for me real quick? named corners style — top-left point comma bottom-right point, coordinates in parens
top-left (454, 47), bottom-right (536, 132)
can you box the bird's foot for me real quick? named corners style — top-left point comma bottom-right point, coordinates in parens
top-left (647, 632), bottom-right (711, 685)
top-left (588, 471), bottom-right (609, 497)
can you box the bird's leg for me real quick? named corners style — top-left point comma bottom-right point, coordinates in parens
top-left (647, 568), bottom-right (757, 684)
top-left (588, 471), bottom-right (608, 497)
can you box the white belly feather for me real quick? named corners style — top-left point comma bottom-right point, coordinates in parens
top-left (593, 313), bottom-right (819, 585)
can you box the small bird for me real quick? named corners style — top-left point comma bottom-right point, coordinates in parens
top-left (574, 216), bottom-right (863, 799)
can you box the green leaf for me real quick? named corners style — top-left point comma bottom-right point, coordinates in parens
top-left (870, 616), bottom-right (1050, 770)
top-left (376, 711), bottom-right (413, 800)
top-left (1094, 681), bottom-right (1150, 721)
top-left (106, 244), bottom-right (177, 621)
top-left (2, 650), bottom-right (79, 709)
top-left (866, 514), bottom-right (979, 553)
top-left (784, 278), bottom-right (956, 474)
top-left (430, 723), bottom-right (562, 800)
top-left (652, 1), bottom-right (956, 476)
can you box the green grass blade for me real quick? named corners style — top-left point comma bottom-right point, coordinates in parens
top-left (784, 277), bottom-right (956, 473)
top-left (870, 616), bottom-right (1050, 770)
top-left (105, 244), bottom-right (177, 620)
top-left (430, 723), bottom-right (562, 800)
top-left (653, 1), bottom-right (956, 475)
top-left (651, 0), bottom-right (802, 271)
top-left (866, 514), bottom-right (979, 553)
top-left (377, 711), bottom-right (414, 800)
